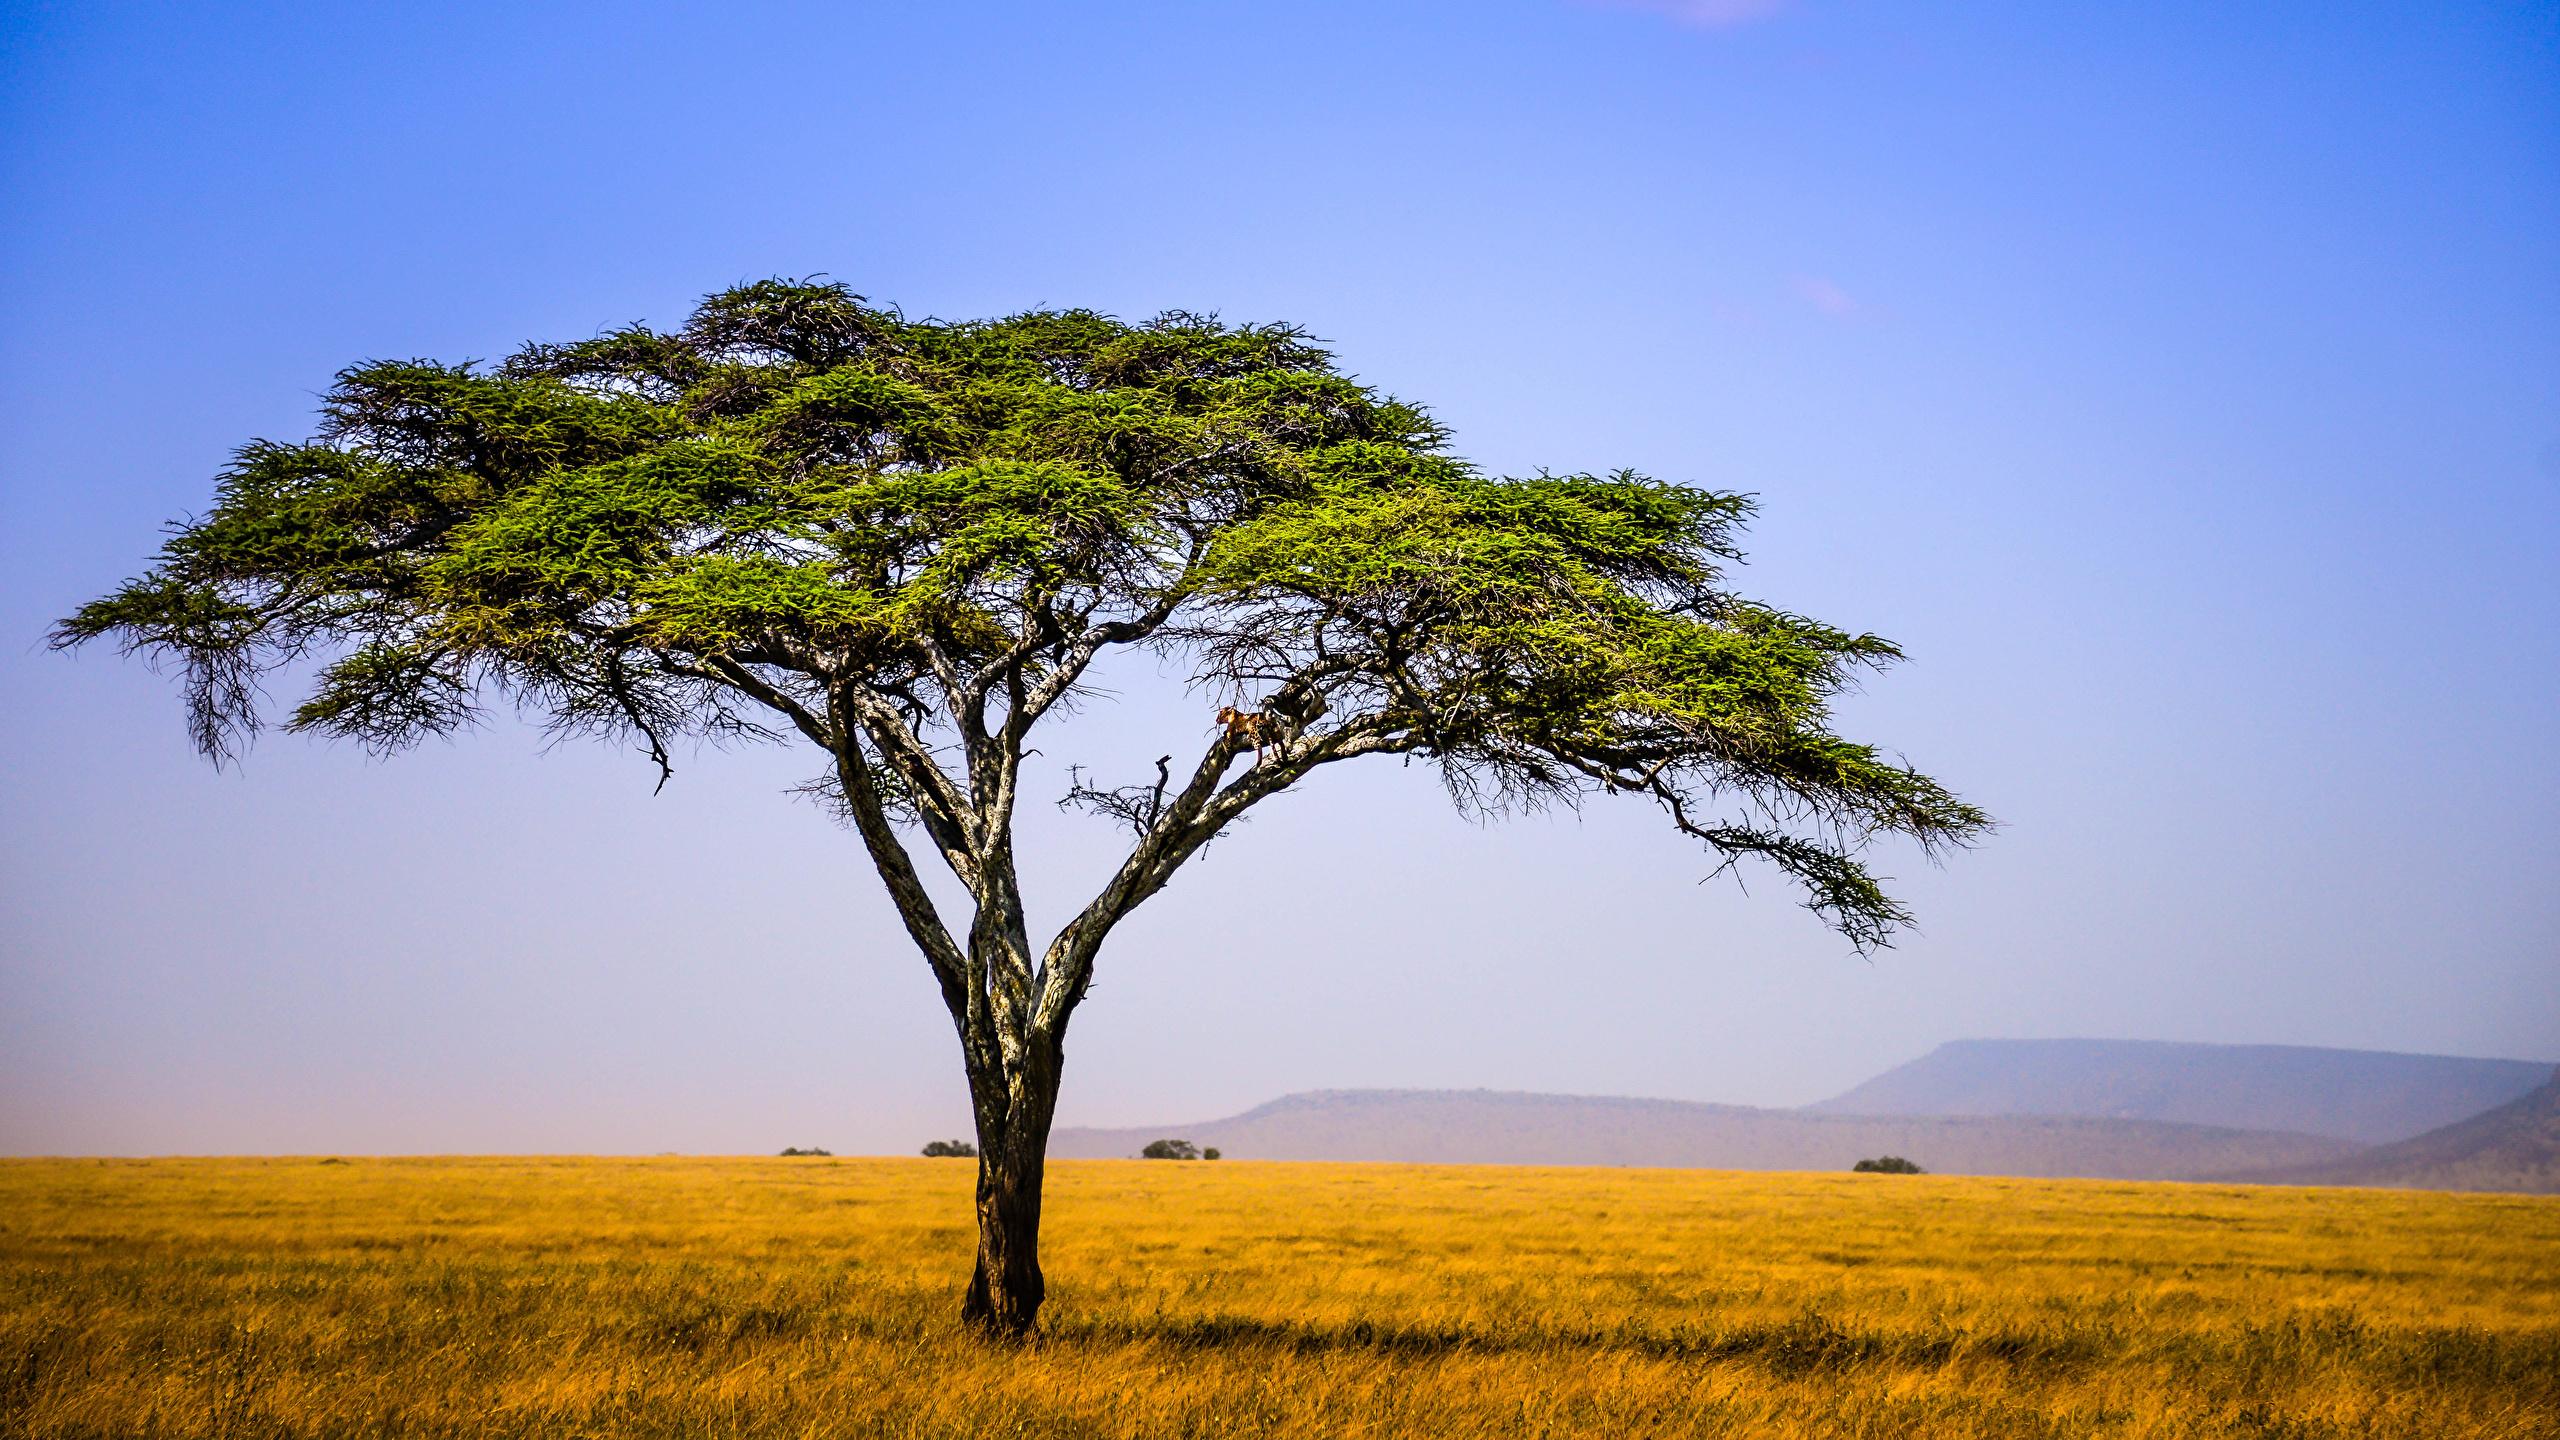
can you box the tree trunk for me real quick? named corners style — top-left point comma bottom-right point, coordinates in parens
top-left (962, 1133), bottom-right (1048, 1337)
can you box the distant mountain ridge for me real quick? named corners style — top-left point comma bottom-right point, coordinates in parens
top-left (2239, 1068), bottom-right (2560, 1193)
top-left (1050, 1087), bottom-right (2359, 1181)
top-left (1807, 1039), bottom-right (2553, 1145)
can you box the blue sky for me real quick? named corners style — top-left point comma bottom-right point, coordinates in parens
top-left (3, 0), bottom-right (2554, 1154)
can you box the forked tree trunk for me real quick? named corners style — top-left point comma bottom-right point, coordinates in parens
top-left (962, 1139), bottom-right (1047, 1337)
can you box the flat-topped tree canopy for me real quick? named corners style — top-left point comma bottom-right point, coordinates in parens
top-left (60, 279), bottom-right (1988, 1335)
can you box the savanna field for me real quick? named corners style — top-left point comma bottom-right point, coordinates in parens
top-left (2, 1158), bottom-right (2554, 1439)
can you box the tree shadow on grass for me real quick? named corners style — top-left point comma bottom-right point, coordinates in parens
top-left (1056, 1306), bottom-right (2559, 1395)
top-left (1052, 1307), bottom-right (2110, 1376)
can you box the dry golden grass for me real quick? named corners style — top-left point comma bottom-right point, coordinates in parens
top-left (3, 1156), bottom-right (2554, 1438)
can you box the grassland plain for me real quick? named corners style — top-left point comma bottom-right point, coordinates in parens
top-left (2, 1157), bottom-right (2554, 1439)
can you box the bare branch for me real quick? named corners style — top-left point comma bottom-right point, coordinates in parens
top-left (1058, 755), bottom-right (1172, 835)
top-left (1032, 711), bottom-right (1423, 1036)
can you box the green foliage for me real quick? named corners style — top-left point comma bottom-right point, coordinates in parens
top-left (58, 278), bottom-right (1985, 950)
top-left (921, 1140), bottom-right (977, 1158)
top-left (1140, 1139), bottom-right (1201, 1161)
top-left (778, 1147), bottom-right (832, 1158)
top-left (1852, 1156), bottom-right (1925, 1174)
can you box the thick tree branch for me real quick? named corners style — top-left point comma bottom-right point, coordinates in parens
top-left (834, 684), bottom-right (983, 886)
top-left (827, 731), bottom-right (986, 1070)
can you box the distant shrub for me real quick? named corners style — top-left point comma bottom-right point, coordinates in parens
top-left (1140, 1139), bottom-right (1201, 1160)
top-left (778, 1146), bottom-right (832, 1157)
top-left (920, 1139), bottom-right (977, 1158)
top-left (1203, 1147), bottom-right (1221, 1161)
top-left (1851, 1156), bottom-right (1924, 1174)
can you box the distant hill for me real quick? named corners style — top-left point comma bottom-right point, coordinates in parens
top-left (2238, 1068), bottom-right (2560, 1194)
top-left (1050, 1088), bottom-right (2360, 1181)
top-left (1806, 1039), bottom-right (2553, 1145)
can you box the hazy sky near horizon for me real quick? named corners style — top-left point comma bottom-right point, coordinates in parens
top-left (3, 1), bottom-right (2554, 1156)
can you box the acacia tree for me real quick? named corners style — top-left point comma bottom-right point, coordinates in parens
top-left (59, 280), bottom-right (1987, 1337)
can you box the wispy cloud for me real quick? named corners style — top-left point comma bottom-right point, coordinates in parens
top-left (1581, 0), bottom-right (1793, 30)
top-left (1791, 274), bottom-right (1860, 318)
